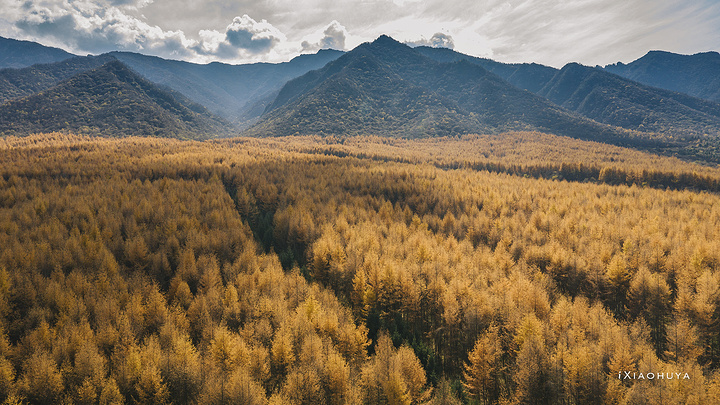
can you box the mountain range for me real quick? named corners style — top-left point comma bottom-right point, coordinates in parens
top-left (604, 50), bottom-right (720, 102)
top-left (1, 34), bottom-right (720, 162)
top-left (0, 36), bottom-right (342, 125)
top-left (250, 36), bottom-right (626, 144)
top-left (108, 49), bottom-right (343, 124)
top-left (0, 60), bottom-right (229, 139)
top-left (416, 46), bottom-right (720, 139)
top-left (0, 36), bottom-right (75, 69)
top-left (0, 55), bottom-right (114, 104)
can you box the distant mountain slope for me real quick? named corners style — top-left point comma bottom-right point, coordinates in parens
top-left (418, 46), bottom-right (720, 141)
top-left (538, 63), bottom-right (720, 138)
top-left (110, 49), bottom-right (344, 123)
top-left (604, 51), bottom-right (720, 102)
top-left (408, 60), bottom-right (624, 141)
top-left (264, 37), bottom-right (427, 113)
top-left (0, 60), bottom-right (229, 139)
top-left (0, 55), bottom-right (114, 104)
top-left (251, 49), bottom-right (482, 137)
top-left (252, 36), bottom-right (629, 144)
top-left (0, 36), bottom-right (75, 69)
top-left (415, 46), bottom-right (557, 93)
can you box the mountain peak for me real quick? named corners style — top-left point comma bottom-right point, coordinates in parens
top-left (645, 50), bottom-right (673, 56)
top-left (639, 49), bottom-right (720, 62)
top-left (101, 58), bottom-right (130, 72)
top-left (603, 50), bottom-right (720, 103)
top-left (366, 35), bottom-right (408, 51)
top-left (290, 48), bottom-right (344, 63)
top-left (0, 58), bottom-right (229, 138)
top-left (373, 34), bottom-right (399, 44)
top-left (562, 62), bottom-right (586, 70)
top-left (351, 34), bottom-right (426, 67)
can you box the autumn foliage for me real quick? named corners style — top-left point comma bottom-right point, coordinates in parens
top-left (1, 132), bottom-right (720, 404)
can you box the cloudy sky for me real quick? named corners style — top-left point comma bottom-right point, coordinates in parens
top-left (1, 0), bottom-right (719, 67)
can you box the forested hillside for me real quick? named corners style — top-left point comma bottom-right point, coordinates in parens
top-left (110, 49), bottom-right (344, 123)
top-left (0, 55), bottom-right (114, 104)
top-left (0, 36), bottom-right (74, 69)
top-left (1, 133), bottom-right (719, 404)
top-left (0, 61), bottom-right (230, 139)
top-left (537, 63), bottom-right (720, 139)
top-left (415, 46), bottom-right (557, 94)
top-left (604, 51), bottom-right (720, 102)
top-left (416, 45), bottom-right (720, 163)
top-left (4, 35), bottom-right (720, 166)
top-left (252, 36), bottom-right (629, 145)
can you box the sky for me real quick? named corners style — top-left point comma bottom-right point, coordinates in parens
top-left (1, 0), bottom-right (719, 68)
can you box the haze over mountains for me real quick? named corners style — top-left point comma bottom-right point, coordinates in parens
top-left (1, 34), bottom-right (720, 162)
top-left (108, 49), bottom-right (343, 124)
top-left (0, 37), bottom-right (343, 126)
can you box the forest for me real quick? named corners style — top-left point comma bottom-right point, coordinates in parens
top-left (1, 132), bottom-right (720, 404)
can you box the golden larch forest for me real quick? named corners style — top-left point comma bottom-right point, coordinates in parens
top-left (0, 132), bottom-right (720, 404)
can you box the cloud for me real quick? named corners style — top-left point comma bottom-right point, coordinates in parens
top-left (224, 15), bottom-right (285, 54)
top-left (107, 0), bottom-right (153, 8)
top-left (3, 0), bottom-right (720, 67)
top-left (6, 0), bottom-right (293, 62)
top-left (12, 0), bottom-right (196, 57)
top-left (191, 15), bottom-right (287, 60)
top-left (423, 0), bottom-right (720, 67)
top-left (405, 32), bottom-right (454, 49)
top-left (301, 21), bottom-right (348, 52)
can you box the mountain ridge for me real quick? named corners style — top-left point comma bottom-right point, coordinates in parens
top-left (415, 46), bottom-right (558, 93)
top-left (0, 36), bottom-right (75, 69)
top-left (604, 50), bottom-right (720, 102)
top-left (252, 42), bottom-right (483, 137)
top-left (539, 62), bottom-right (720, 138)
top-left (3, 34), bottom-right (720, 162)
top-left (0, 55), bottom-right (115, 104)
top-left (417, 46), bottom-right (720, 143)
top-left (109, 48), bottom-right (344, 123)
top-left (0, 60), bottom-right (230, 139)
top-left (250, 36), bottom-right (636, 146)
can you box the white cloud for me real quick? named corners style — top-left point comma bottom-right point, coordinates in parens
top-left (3, 0), bottom-right (296, 62)
top-left (224, 15), bottom-right (285, 54)
top-left (301, 20), bottom-right (348, 52)
top-left (2, 0), bottom-right (720, 66)
top-left (107, 0), bottom-right (153, 8)
top-left (405, 32), bottom-right (454, 49)
top-left (408, 0), bottom-right (720, 67)
top-left (193, 15), bottom-right (287, 59)
top-left (10, 0), bottom-right (196, 57)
